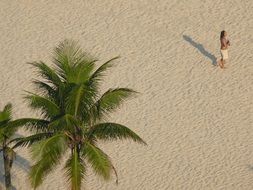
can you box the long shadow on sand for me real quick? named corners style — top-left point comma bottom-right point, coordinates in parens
top-left (0, 152), bottom-right (30, 190)
top-left (183, 35), bottom-right (217, 66)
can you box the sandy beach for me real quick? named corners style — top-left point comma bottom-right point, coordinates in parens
top-left (0, 0), bottom-right (253, 189)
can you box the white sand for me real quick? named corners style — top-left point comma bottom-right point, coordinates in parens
top-left (0, 0), bottom-right (253, 189)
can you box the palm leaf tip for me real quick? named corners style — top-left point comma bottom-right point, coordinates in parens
top-left (89, 123), bottom-right (146, 145)
top-left (11, 132), bottom-right (53, 149)
top-left (91, 88), bottom-right (138, 120)
top-left (112, 165), bottom-right (119, 185)
top-left (27, 61), bottom-right (62, 86)
top-left (30, 161), bottom-right (46, 189)
top-left (3, 103), bottom-right (12, 112)
top-left (65, 147), bottom-right (85, 190)
top-left (24, 93), bottom-right (60, 118)
top-left (88, 56), bottom-right (120, 86)
top-left (101, 88), bottom-right (138, 105)
top-left (8, 118), bottom-right (49, 132)
top-left (83, 142), bottom-right (112, 180)
top-left (30, 134), bottom-right (67, 189)
top-left (97, 56), bottom-right (120, 74)
top-left (54, 39), bottom-right (96, 66)
top-left (0, 103), bottom-right (12, 122)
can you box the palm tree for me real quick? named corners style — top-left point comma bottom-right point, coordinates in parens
top-left (0, 104), bottom-right (18, 190)
top-left (0, 104), bottom-right (44, 190)
top-left (14, 40), bottom-right (146, 190)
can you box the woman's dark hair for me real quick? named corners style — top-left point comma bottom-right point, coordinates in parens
top-left (220, 30), bottom-right (226, 39)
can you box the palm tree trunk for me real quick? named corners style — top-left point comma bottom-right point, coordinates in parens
top-left (3, 142), bottom-right (12, 190)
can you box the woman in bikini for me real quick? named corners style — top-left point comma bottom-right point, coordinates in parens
top-left (218, 30), bottom-right (230, 69)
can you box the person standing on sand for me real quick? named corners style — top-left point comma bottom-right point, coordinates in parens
top-left (218, 30), bottom-right (230, 69)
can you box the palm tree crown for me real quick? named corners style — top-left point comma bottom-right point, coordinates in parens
top-left (15, 40), bottom-right (146, 190)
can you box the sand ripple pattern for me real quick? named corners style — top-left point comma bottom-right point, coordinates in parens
top-left (0, 0), bottom-right (253, 189)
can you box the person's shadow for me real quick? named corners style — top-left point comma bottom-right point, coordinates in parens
top-left (183, 35), bottom-right (217, 66)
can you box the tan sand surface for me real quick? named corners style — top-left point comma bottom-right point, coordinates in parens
top-left (0, 0), bottom-right (253, 189)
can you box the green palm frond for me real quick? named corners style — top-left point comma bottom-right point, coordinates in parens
top-left (30, 134), bottom-right (67, 189)
top-left (99, 88), bottom-right (137, 111)
top-left (0, 104), bottom-right (15, 142)
top-left (88, 56), bottom-right (119, 88)
top-left (11, 132), bottom-right (53, 149)
top-left (0, 120), bottom-right (8, 128)
top-left (65, 84), bottom-right (95, 118)
top-left (1, 118), bottom-right (48, 140)
top-left (0, 126), bottom-right (16, 143)
top-left (88, 123), bottom-right (146, 145)
top-left (0, 103), bottom-right (12, 124)
top-left (53, 40), bottom-right (96, 83)
top-left (48, 114), bottom-right (79, 132)
top-left (28, 61), bottom-right (62, 86)
top-left (68, 60), bottom-right (96, 84)
top-left (65, 147), bottom-right (86, 190)
top-left (65, 84), bottom-right (85, 116)
top-left (54, 39), bottom-right (84, 67)
top-left (25, 93), bottom-right (60, 118)
top-left (2, 103), bottom-right (12, 118)
top-left (8, 118), bottom-right (49, 132)
top-left (82, 142), bottom-right (112, 180)
top-left (89, 88), bottom-right (137, 120)
top-left (31, 134), bottom-right (66, 160)
top-left (33, 80), bottom-right (57, 99)
top-left (32, 80), bottom-right (68, 112)
top-left (30, 160), bottom-right (48, 189)
top-left (53, 40), bottom-right (72, 80)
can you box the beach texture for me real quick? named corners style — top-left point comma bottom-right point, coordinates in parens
top-left (0, 0), bottom-right (253, 189)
